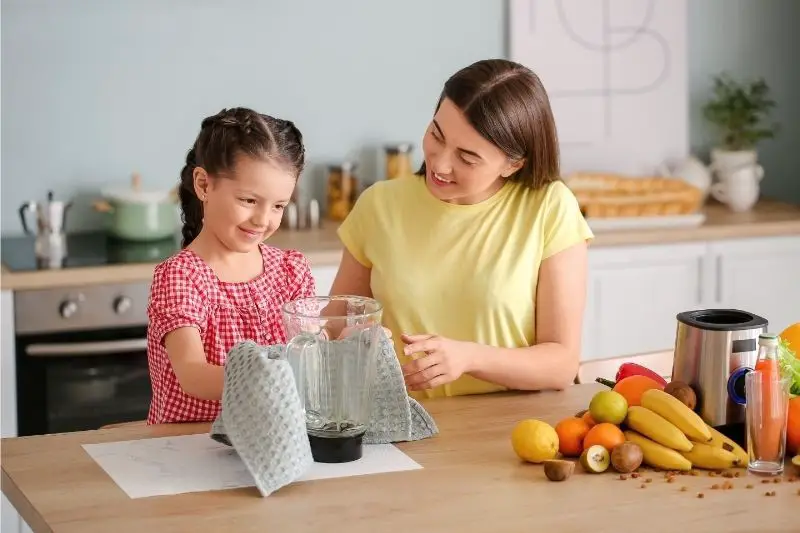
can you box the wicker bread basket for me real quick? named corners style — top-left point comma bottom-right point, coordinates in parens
top-left (564, 173), bottom-right (704, 218)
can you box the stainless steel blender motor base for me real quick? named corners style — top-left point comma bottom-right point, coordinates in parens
top-left (308, 433), bottom-right (364, 463)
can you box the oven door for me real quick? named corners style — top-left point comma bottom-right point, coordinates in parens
top-left (15, 326), bottom-right (152, 436)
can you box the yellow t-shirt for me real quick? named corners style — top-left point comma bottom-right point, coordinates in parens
top-left (336, 175), bottom-right (594, 399)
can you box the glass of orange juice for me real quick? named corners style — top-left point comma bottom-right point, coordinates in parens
top-left (745, 370), bottom-right (791, 475)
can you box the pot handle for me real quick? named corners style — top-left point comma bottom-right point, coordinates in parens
top-left (93, 200), bottom-right (114, 213)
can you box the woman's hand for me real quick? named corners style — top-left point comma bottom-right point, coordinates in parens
top-left (400, 334), bottom-right (473, 390)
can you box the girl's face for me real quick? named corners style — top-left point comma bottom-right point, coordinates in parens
top-left (194, 154), bottom-right (296, 253)
top-left (422, 97), bottom-right (523, 205)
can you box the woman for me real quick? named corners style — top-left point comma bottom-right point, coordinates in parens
top-left (330, 59), bottom-right (594, 399)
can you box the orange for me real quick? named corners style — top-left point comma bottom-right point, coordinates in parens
top-left (555, 417), bottom-right (591, 457)
top-left (788, 396), bottom-right (800, 455)
top-left (613, 375), bottom-right (665, 407)
top-left (582, 411), bottom-right (596, 428)
top-left (583, 422), bottom-right (625, 452)
top-left (779, 323), bottom-right (800, 358)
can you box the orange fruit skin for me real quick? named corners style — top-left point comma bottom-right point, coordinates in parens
top-left (555, 417), bottom-right (591, 457)
top-left (779, 323), bottom-right (800, 358)
top-left (788, 397), bottom-right (800, 455)
top-left (582, 411), bottom-right (596, 428)
top-left (612, 375), bottom-right (665, 407)
top-left (583, 422), bottom-right (625, 452)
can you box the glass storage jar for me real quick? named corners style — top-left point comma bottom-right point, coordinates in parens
top-left (326, 162), bottom-right (358, 222)
top-left (384, 143), bottom-right (414, 180)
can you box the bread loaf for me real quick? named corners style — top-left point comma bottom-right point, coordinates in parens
top-left (564, 172), bottom-right (703, 218)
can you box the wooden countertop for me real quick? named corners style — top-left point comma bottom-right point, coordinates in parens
top-left (1, 383), bottom-right (795, 533)
top-left (2, 199), bottom-right (799, 292)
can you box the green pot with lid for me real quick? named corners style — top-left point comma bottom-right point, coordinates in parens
top-left (94, 173), bottom-right (180, 242)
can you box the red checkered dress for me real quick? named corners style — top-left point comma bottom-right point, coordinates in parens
top-left (145, 244), bottom-right (316, 424)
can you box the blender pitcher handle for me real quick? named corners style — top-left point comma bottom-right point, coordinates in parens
top-left (285, 333), bottom-right (319, 403)
top-left (19, 202), bottom-right (34, 235)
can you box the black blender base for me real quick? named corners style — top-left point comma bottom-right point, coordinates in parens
top-left (714, 422), bottom-right (746, 448)
top-left (308, 433), bottom-right (364, 463)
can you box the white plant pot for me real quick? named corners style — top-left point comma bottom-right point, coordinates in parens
top-left (710, 148), bottom-right (758, 177)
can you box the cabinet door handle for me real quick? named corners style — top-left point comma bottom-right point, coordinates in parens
top-left (697, 258), bottom-right (703, 304)
top-left (25, 338), bottom-right (147, 357)
top-left (715, 255), bottom-right (723, 303)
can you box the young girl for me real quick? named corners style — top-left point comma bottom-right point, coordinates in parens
top-left (146, 107), bottom-right (316, 425)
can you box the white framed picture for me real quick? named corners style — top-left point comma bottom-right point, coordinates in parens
top-left (509, 0), bottom-right (688, 176)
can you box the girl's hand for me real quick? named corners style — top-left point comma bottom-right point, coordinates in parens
top-left (400, 334), bottom-right (473, 390)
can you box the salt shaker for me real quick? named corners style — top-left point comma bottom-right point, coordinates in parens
top-left (307, 198), bottom-right (320, 229)
top-left (283, 202), bottom-right (299, 230)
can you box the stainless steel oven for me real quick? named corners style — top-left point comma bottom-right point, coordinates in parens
top-left (14, 281), bottom-right (153, 436)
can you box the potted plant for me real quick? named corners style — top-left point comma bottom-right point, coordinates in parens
top-left (702, 72), bottom-right (779, 178)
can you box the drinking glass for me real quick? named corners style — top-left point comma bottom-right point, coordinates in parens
top-left (745, 370), bottom-right (790, 475)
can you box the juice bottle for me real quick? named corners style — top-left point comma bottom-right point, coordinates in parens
top-left (753, 333), bottom-right (781, 462)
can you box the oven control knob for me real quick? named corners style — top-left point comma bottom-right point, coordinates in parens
top-left (59, 300), bottom-right (78, 319)
top-left (114, 296), bottom-right (132, 315)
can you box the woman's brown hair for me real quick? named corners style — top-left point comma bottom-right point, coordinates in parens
top-left (416, 59), bottom-right (560, 189)
top-left (178, 107), bottom-right (305, 247)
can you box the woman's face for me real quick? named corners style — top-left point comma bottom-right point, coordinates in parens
top-left (421, 97), bottom-right (522, 205)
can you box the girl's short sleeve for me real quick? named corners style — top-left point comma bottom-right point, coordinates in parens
top-left (283, 249), bottom-right (317, 300)
top-left (147, 261), bottom-right (208, 345)
top-left (542, 181), bottom-right (595, 260)
top-left (336, 183), bottom-right (379, 268)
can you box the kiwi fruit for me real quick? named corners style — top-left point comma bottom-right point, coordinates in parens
top-left (610, 442), bottom-right (644, 473)
top-left (580, 444), bottom-right (610, 474)
top-left (664, 381), bottom-right (697, 411)
top-left (543, 459), bottom-right (575, 482)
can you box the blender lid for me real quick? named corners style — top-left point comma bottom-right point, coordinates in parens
top-left (676, 309), bottom-right (768, 331)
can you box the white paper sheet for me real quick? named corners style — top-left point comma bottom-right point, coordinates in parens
top-left (82, 434), bottom-right (422, 499)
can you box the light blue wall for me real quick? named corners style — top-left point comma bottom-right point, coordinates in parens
top-left (687, 0), bottom-right (800, 203)
top-left (2, 0), bottom-right (798, 235)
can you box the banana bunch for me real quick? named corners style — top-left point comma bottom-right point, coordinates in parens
top-left (622, 389), bottom-right (745, 471)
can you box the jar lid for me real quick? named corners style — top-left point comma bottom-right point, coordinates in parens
top-left (758, 333), bottom-right (779, 346)
top-left (101, 173), bottom-right (176, 204)
top-left (384, 143), bottom-right (413, 154)
top-left (328, 161), bottom-right (357, 173)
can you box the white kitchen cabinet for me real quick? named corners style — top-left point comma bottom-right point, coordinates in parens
top-left (581, 243), bottom-right (709, 361)
top-left (710, 235), bottom-right (800, 333)
top-left (311, 265), bottom-right (338, 296)
top-left (580, 234), bottom-right (800, 362)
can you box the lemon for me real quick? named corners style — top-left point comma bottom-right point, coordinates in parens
top-left (589, 390), bottom-right (628, 425)
top-left (792, 454), bottom-right (800, 468)
top-left (511, 419), bottom-right (559, 463)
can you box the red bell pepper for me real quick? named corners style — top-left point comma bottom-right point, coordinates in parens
top-left (615, 362), bottom-right (668, 387)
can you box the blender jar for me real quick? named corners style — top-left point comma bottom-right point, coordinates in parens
top-left (282, 296), bottom-right (383, 463)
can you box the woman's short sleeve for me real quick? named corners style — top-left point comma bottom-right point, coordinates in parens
top-left (147, 261), bottom-right (208, 345)
top-left (542, 181), bottom-right (595, 259)
top-left (283, 249), bottom-right (317, 300)
top-left (336, 183), bottom-right (379, 268)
